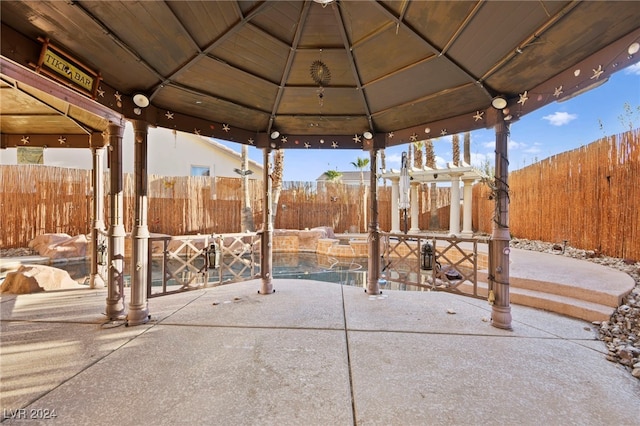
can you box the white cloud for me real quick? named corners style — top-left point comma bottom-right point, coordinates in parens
top-left (624, 61), bottom-right (640, 75)
top-left (542, 111), bottom-right (578, 126)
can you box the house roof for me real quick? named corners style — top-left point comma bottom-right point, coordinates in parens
top-left (1, 1), bottom-right (639, 152)
top-left (316, 170), bottom-right (371, 183)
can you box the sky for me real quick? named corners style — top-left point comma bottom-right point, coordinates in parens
top-left (218, 62), bottom-right (640, 181)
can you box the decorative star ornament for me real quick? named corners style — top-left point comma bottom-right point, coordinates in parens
top-left (553, 86), bottom-right (564, 98)
top-left (280, 136), bottom-right (288, 144)
top-left (97, 87), bottom-right (105, 97)
top-left (517, 90), bottom-right (529, 106)
top-left (58, 136), bottom-right (67, 145)
top-left (304, 142), bottom-right (311, 149)
top-left (591, 65), bottom-right (604, 80)
top-left (473, 111), bottom-right (484, 121)
top-left (165, 111), bottom-right (174, 119)
top-left (248, 138), bottom-right (254, 145)
top-left (353, 134), bottom-right (361, 144)
top-left (114, 91), bottom-right (122, 102)
top-left (21, 136), bottom-right (29, 144)
top-left (388, 132), bottom-right (394, 138)
top-left (440, 129), bottom-right (448, 136)
top-left (222, 124), bottom-right (230, 132)
top-left (194, 128), bottom-right (201, 136)
top-left (331, 141), bottom-right (339, 148)
top-left (410, 133), bottom-right (418, 142)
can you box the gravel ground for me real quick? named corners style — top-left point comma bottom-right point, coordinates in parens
top-left (2, 240), bottom-right (639, 379)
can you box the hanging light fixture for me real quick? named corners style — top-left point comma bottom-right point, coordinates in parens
top-left (363, 131), bottom-right (373, 140)
top-left (132, 93), bottom-right (150, 108)
top-left (270, 130), bottom-right (280, 139)
top-left (491, 96), bottom-right (507, 110)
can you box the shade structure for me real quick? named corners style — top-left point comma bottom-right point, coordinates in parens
top-left (399, 151), bottom-right (410, 233)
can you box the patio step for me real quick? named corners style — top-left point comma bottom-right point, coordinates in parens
top-left (458, 276), bottom-right (618, 322)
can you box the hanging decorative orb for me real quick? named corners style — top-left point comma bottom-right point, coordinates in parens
top-left (310, 60), bottom-right (331, 86)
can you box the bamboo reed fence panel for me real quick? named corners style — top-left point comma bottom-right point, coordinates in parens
top-left (0, 165), bottom-right (92, 247)
top-left (2, 130), bottom-right (637, 260)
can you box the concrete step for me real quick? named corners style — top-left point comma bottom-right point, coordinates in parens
top-left (476, 270), bottom-right (621, 308)
top-left (457, 280), bottom-right (615, 322)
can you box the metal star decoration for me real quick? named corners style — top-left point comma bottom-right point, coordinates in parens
top-left (473, 111), bottom-right (484, 121)
top-left (353, 134), bottom-right (361, 144)
top-left (410, 133), bottom-right (418, 142)
top-left (304, 142), bottom-right (311, 149)
top-left (553, 86), bottom-right (564, 98)
top-left (194, 128), bottom-right (201, 136)
top-left (58, 136), bottom-right (66, 145)
top-left (591, 65), bottom-right (604, 80)
top-left (114, 91), bottom-right (122, 102)
top-left (388, 132), bottom-right (394, 138)
top-left (440, 129), bottom-right (447, 136)
top-left (331, 141), bottom-right (339, 148)
top-left (248, 138), bottom-right (254, 145)
top-left (97, 87), bottom-right (105, 97)
top-left (517, 90), bottom-right (529, 106)
top-left (281, 136), bottom-right (288, 143)
top-left (165, 111), bottom-right (174, 119)
top-left (21, 136), bottom-right (29, 144)
top-left (222, 124), bottom-right (230, 132)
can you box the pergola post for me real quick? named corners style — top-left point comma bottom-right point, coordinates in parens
top-left (105, 122), bottom-right (126, 320)
top-left (409, 183), bottom-right (420, 232)
top-left (366, 147), bottom-right (381, 295)
top-left (449, 174), bottom-right (461, 236)
top-left (89, 133), bottom-right (106, 289)
top-left (259, 147), bottom-right (274, 294)
top-left (128, 120), bottom-right (150, 326)
top-left (490, 112), bottom-right (512, 330)
top-left (461, 179), bottom-right (474, 237)
top-left (390, 178), bottom-right (400, 232)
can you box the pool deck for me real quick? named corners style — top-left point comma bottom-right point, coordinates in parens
top-left (1, 276), bottom-right (639, 425)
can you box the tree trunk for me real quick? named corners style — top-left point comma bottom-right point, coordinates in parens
top-left (240, 144), bottom-right (255, 232)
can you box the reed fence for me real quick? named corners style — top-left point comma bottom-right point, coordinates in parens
top-left (473, 130), bottom-right (639, 260)
top-left (2, 130), bottom-right (637, 259)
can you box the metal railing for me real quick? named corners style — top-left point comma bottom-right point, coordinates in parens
top-left (147, 232), bottom-right (260, 298)
top-left (380, 232), bottom-right (488, 298)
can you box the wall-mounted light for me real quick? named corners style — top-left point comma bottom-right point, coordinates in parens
top-left (363, 131), bottom-right (373, 140)
top-left (270, 130), bottom-right (280, 139)
top-left (132, 93), bottom-right (150, 108)
top-left (628, 42), bottom-right (639, 56)
top-left (491, 96), bottom-right (507, 110)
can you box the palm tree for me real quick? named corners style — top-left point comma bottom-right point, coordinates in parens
top-left (413, 140), bottom-right (424, 168)
top-left (324, 170), bottom-right (342, 181)
top-left (239, 144), bottom-right (255, 232)
top-left (452, 134), bottom-right (460, 166)
top-left (464, 132), bottom-right (471, 165)
top-left (351, 157), bottom-right (370, 232)
top-left (271, 149), bottom-right (284, 225)
top-left (425, 138), bottom-right (438, 229)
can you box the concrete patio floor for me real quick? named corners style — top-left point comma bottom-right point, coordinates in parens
top-left (1, 278), bottom-right (639, 425)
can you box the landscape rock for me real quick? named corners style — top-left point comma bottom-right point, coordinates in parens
top-left (0, 264), bottom-right (85, 294)
top-left (28, 233), bottom-right (89, 259)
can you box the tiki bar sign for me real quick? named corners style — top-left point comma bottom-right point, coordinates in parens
top-left (34, 37), bottom-right (100, 98)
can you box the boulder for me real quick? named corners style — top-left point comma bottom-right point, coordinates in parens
top-left (28, 233), bottom-right (89, 259)
top-left (0, 264), bottom-right (85, 294)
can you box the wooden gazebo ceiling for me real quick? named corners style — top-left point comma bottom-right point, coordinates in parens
top-left (1, 1), bottom-right (639, 150)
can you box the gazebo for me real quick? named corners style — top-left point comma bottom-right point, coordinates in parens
top-left (1, 1), bottom-right (639, 330)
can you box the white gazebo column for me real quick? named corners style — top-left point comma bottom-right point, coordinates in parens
top-left (461, 179), bottom-right (474, 237)
top-left (409, 183), bottom-right (420, 232)
top-left (89, 133), bottom-right (106, 289)
top-left (390, 177), bottom-right (400, 233)
top-left (105, 122), bottom-right (126, 320)
top-left (127, 119), bottom-right (150, 326)
top-left (449, 174), bottom-right (461, 236)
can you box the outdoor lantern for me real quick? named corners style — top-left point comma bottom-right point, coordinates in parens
top-left (97, 242), bottom-right (107, 266)
top-left (207, 241), bottom-right (220, 269)
top-left (421, 242), bottom-right (434, 271)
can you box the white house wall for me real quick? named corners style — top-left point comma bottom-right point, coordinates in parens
top-left (0, 123), bottom-right (263, 178)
